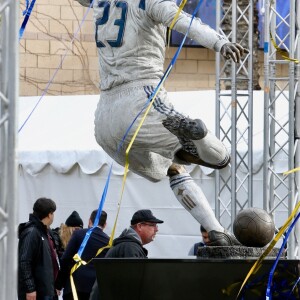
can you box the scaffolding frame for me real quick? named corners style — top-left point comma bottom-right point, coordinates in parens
top-left (215, 0), bottom-right (254, 230)
top-left (216, 0), bottom-right (300, 258)
top-left (263, 0), bottom-right (300, 259)
top-left (0, 0), bottom-right (19, 298)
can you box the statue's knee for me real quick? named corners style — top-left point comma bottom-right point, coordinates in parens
top-left (167, 164), bottom-right (186, 177)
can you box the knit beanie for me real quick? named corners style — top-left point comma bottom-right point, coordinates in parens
top-left (65, 211), bottom-right (83, 228)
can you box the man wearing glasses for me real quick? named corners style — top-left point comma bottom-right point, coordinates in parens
top-left (105, 209), bottom-right (163, 258)
top-left (89, 209), bottom-right (163, 300)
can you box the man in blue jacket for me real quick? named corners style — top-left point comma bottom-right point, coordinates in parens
top-left (55, 210), bottom-right (109, 300)
top-left (188, 225), bottom-right (210, 256)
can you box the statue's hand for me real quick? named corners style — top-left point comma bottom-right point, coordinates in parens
top-left (220, 43), bottom-right (248, 63)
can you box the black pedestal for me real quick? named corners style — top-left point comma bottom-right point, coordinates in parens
top-left (93, 258), bottom-right (300, 300)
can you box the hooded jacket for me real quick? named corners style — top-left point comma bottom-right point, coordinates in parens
top-left (105, 227), bottom-right (148, 258)
top-left (18, 214), bottom-right (55, 299)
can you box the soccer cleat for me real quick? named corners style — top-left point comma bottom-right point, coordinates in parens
top-left (207, 230), bottom-right (241, 246)
top-left (162, 115), bottom-right (208, 140)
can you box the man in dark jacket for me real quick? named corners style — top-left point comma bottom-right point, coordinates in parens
top-left (89, 209), bottom-right (163, 300)
top-left (55, 210), bottom-right (109, 300)
top-left (106, 209), bottom-right (163, 258)
top-left (18, 197), bottom-right (59, 300)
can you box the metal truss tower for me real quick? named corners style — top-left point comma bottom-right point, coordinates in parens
top-left (0, 0), bottom-right (19, 298)
top-left (263, 0), bottom-right (300, 259)
top-left (215, 0), bottom-right (300, 258)
top-left (215, 0), bottom-right (254, 229)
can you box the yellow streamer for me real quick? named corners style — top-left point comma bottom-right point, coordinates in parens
top-left (270, 32), bottom-right (299, 64)
top-left (69, 67), bottom-right (172, 299)
top-left (236, 201), bottom-right (300, 299)
top-left (167, 0), bottom-right (187, 47)
top-left (70, 47), bottom-right (174, 300)
top-left (107, 165), bottom-right (130, 248)
top-left (283, 166), bottom-right (300, 176)
top-left (69, 240), bottom-right (114, 297)
top-left (70, 254), bottom-right (87, 300)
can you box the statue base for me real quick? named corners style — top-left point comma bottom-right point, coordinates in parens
top-left (197, 245), bottom-right (284, 259)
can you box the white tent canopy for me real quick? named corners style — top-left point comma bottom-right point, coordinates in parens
top-left (18, 91), bottom-right (288, 257)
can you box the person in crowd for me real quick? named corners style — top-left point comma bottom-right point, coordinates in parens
top-left (60, 210), bottom-right (84, 250)
top-left (18, 197), bottom-right (60, 300)
top-left (55, 210), bottom-right (109, 300)
top-left (188, 225), bottom-right (210, 256)
top-left (89, 209), bottom-right (163, 300)
top-left (52, 211), bottom-right (84, 259)
top-left (75, 0), bottom-right (246, 246)
top-left (106, 209), bottom-right (163, 258)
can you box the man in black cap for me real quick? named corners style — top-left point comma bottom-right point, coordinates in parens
top-left (89, 209), bottom-right (163, 300)
top-left (106, 209), bottom-right (163, 258)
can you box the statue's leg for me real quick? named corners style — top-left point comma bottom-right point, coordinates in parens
top-left (167, 164), bottom-right (224, 233)
top-left (168, 164), bottom-right (240, 246)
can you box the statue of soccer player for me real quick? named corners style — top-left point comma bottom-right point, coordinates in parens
top-left (76, 0), bottom-right (245, 245)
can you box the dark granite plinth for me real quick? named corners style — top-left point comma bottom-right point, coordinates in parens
top-left (197, 245), bottom-right (284, 259)
top-left (93, 258), bottom-right (300, 300)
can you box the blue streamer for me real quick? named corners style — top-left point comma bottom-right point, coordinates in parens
top-left (141, 0), bottom-right (204, 107)
top-left (72, 0), bottom-right (206, 258)
top-left (18, 0), bottom-right (95, 133)
top-left (23, 0), bottom-right (30, 15)
top-left (116, 0), bottom-right (205, 162)
top-left (288, 277), bottom-right (300, 299)
top-left (74, 0), bottom-right (204, 258)
top-left (266, 211), bottom-right (300, 299)
top-left (77, 164), bottom-right (112, 258)
top-left (116, 0), bottom-right (205, 153)
top-left (19, 0), bottom-right (37, 40)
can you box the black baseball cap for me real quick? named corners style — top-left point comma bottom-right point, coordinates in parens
top-left (131, 209), bottom-right (164, 225)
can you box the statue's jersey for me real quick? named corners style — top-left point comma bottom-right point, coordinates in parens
top-left (92, 0), bottom-right (228, 90)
